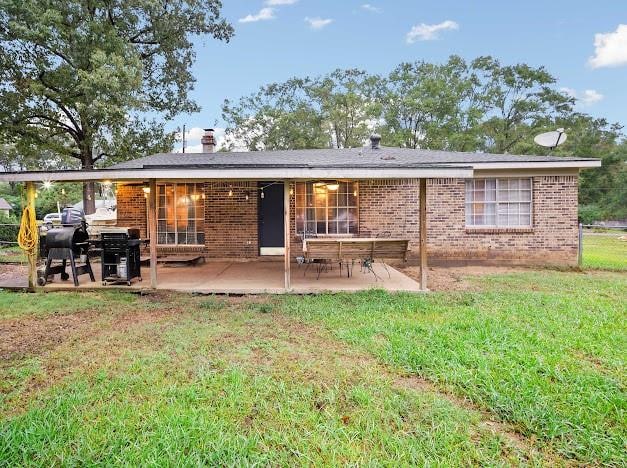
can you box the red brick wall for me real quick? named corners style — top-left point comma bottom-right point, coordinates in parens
top-left (355, 176), bottom-right (578, 265)
top-left (116, 185), bottom-right (147, 239)
top-left (116, 175), bottom-right (579, 265)
top-left (116, 182), bottom-right (257, 258)
top-left (424, 176), bottom-right (579, 264)
top-left (359, 179), bottom-right (420, 254)
top-left (203, 181), bottom-right (258, 258)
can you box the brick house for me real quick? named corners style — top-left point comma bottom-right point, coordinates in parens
top-left (0, 130), bottom-right (600, 291)
top-left (111, 131), bottom-right (596, 266)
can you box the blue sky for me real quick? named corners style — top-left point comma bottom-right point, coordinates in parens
top-left (175, 0), bottom-right (627, 151)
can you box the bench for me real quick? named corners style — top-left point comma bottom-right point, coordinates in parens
top-left (303, 238), bottom-right (409, 280)
top-left (140, 255), bottom-right (206, 267)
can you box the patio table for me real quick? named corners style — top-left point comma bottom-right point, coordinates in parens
top-left (302, 237), bottom-right (409, 280)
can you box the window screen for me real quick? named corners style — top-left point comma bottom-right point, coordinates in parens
top-left (465, 178), bottom-right (532, 227)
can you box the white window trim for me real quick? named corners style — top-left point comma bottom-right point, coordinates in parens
top-left (156, 182), bottom-right (205, 246)
top-left (465, 178), bottom-right (533, 228)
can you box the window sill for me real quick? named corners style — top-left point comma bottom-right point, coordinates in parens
top-left (156, 244), bottom-right (205, 249)
top-left (298, 233), bottom-right (356, 238)
top-left (465, 227), bottom-right (534, 234)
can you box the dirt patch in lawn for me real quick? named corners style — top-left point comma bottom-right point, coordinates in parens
top-left (0, 311), bottom-right (102, 362)
top-left (400, 265), bottom-right (529, 291)
top-left (0, 263), bottom-right (27, 286)
top-left (0, 294), bottom-right (179, 363)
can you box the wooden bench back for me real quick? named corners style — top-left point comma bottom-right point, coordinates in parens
top-left (371, 239), bottom-right (409, 261)
top-left (305, 239), bottom-right (409, 262)
top-left (304, 241), bottom-right (341, 261)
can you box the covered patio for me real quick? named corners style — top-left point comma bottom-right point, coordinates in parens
top-left (1, 135), bottom-right (495, 294)
top-left (0, 259), bottom-right (422, 294)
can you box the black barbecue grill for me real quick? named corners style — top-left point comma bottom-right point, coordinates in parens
top-left (40, 223), bottom-right (95, 286)
top-left (100, 229), bottom-right (142, 286)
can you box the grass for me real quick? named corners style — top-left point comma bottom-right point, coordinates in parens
top-left (0, 270), bottom-right (625, 465)
top-left (0, 293), bottom-right (525, 466)
top-left (583, 232), bottom-right (627, 271)
top-left (281, 271), bottom-right (627, 464)
top-left (0, 290), bottom-right (136, 320)
top-left (0, 246), bottom-right (26, 264)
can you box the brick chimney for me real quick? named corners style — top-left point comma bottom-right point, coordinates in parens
top-left (201, 128), bottom-right (216, 153)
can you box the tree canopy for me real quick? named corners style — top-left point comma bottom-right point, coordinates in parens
top-left (0, 0), bottom-right (233, 212)
top-left (222, 55), bottom-right (625, 221)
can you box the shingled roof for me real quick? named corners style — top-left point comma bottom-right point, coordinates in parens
top-left (110, 146), bottom-right (597, 170)
top-left (0, 197), bottom-right (12, 210)
top-left (0, 145), bottom-right (601, 183)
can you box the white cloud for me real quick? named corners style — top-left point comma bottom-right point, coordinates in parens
top-left (181, 127), bottom-right (205, 140)
top-left (580, 89), bottom-right (604, 105)
top-left (179, 143), bottom-right (204, 153)
top-left (305, 17), bottom-right (333, 30)
top-left (239, 8), bottom-right (275, 23)
top-left (174, 127), bottom-right (228, 153)
top-left (406, 20), bottom-right (458, 43)
top-left (265, 0), bottom-right (297, 5)
top-left (560, 87), bottom-right (604, 106)
top-left (361, 4), bottom-right (382, 13)
top-left (588, 24), bottom-right (627, 68)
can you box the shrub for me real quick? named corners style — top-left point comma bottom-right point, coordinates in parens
top-left (578, 204), bottom-right (603, 225)
top-left (0, 213), bottom-right (19, 245)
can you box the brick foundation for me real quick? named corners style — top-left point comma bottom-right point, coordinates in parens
top-left (116, 175), bottom-right (579, 266)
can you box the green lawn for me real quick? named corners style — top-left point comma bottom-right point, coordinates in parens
top-left (583, 232), bottom-right (627, 271)
top-left (0, 246), bottom-right (26, 264)
top-left (1, 271), bottom-right (625, 465)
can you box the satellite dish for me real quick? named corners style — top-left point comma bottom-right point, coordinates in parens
top-left (534, 128), bottom-right (567, 149)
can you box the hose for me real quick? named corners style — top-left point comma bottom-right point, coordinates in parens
top-left (18, 205), bottom-right (39, 254)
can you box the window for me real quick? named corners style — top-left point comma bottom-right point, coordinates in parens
top-left (157, 183), bottom-right (205, 245)
top-left (465, 178), bottom-right (532, 227)
top-left (295, 181), bottom-right (358, 235)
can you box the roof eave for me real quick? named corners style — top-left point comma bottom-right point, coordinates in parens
top-left (0, 166), bottom-right (474, 182)
top-left (0, 159), bottom-right (601, 183)
top-left (466, 160), bottom-right (601, 170)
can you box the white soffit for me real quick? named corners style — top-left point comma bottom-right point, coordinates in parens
top-left (0, 167), bottom-right (474, 182)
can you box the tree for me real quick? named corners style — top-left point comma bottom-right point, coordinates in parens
top-left (476, 57), bottom-right (574, 153)
top-left (221, 57), bottom-right (625, 220)
top-left (0, 0), bottom-right (233, 213)
top-left (307, 69), bottom-right (382, 148)
top-left (222, 69), bottom-right (382, 151)
top-left (222, 78), bottom-right (328, 151)
top-left (552, 114), bottom-right (626, 221)
top-left (379, 56), bottom-right (488, 151)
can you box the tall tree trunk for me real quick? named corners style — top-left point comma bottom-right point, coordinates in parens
top-left (82, 148), bottom-right (96, 215)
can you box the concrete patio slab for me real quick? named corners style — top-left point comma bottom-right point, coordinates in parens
top-left (0, 260), bottom-right (422, 294)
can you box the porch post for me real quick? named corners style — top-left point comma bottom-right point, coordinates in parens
top-left (25, 181), bottom-right (38, 290)
top-left (419, 178), bottom-right (428, 291)
top-left (284, 180), bottom-right (291, 291)
top-left (148, 178), bottom-right (158, 288)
